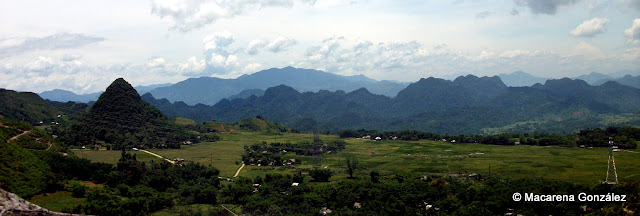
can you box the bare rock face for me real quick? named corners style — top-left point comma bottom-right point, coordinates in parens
top-left (0, 188), bottom-right (83, 216)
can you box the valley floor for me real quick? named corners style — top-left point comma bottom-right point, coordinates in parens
top-left (73, 131), bottom-right (640, 185)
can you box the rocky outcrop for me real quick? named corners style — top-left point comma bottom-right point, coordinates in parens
top-left (0, 188), bottom-right (83, 216)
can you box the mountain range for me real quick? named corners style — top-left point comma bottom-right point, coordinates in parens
top-left (39, 68), bottom-right (639, 106)
top-left (39, 83), bottom-right (171, 103)
top-left (147, 66), bottom-right (408, 105)
top-left (498, 71), bottom-right (640, 89)
top-left (142, 75), bottom-right (640, 134)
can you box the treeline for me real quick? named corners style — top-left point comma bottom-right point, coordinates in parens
top-left (241, 139), bottom-right (346, 166)
top-left (0, 118), bottom-right (113, 198)
top-left (74, 150), bottom-right (223, 215)
top-left (220, 172), bottom-right (639, 215)
top-left (57, 125), bottom-right (214, 149)
top-left (339, 126), bottom-right (640, 149)
top-left (1, 117), bottom-right (226, 215)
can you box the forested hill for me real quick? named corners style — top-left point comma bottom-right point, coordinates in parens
top-left (65, 78), bottom-right (191, 149)
top-left (142, 75), bottom-right (640, 134)
top-left (0, 88), bottom-right (89, 125)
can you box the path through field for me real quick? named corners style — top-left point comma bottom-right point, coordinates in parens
top-left (233, 163), bottom-right (245, 178)
top-left (220, 205), bottom-right (238, 216)
top-left (139, 150), bottom-right (175, 164)
top-left (9, 130), bottom-right (29, 141)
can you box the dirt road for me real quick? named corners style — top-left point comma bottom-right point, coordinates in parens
top-left (139, 150), bottom-right (175, 164)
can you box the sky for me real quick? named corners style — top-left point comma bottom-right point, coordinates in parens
top-left (1, 0), bottom-right (639, 94)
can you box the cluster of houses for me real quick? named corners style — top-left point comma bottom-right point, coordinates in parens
top-left (357, 135), bottom-right (399, 141)
top-left (37, 114), bottom-right (64, 125)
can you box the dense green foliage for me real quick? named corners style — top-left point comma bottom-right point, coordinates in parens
top-left (0, 88), bottom-right (63, 124)
top-left (0, 118), bottom-right (113, 198)
top-left (221, 173), bottom-right (639, 215)
top-left (63, 78), bottom-right (200, 149)
top-left (231, 116), bottom-right (291, 133)
top-left (309, 168), bottom-right (332, 182)
top-left (78, 151), bottom-right (221, 216)
top-left (339, 126), bottom-right (638, 149)
top-left (577, 127), bottom-right (640, 149)
top-left (241, 139), bottom-right (346, 166)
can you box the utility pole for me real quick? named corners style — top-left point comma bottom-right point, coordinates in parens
top-left (605, 137), bottom-right (619, 184)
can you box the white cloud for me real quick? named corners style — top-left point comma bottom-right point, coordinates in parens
top-left (295, 36), bottom-right (635, 80)
top-left (225, 55), bottom-right (239, 67)
top-left (622, 47), bottom-right (640, 60)
top-left (570, 17), bottom-right (610, 37)
top-left (625, 18), bottom-right (640, 46)
top-left (27, 56), bottom-right (55, 72)
top-left (572, 41), bottom-right (606, 59)
top-left (203, 31), bottom-right (234, 52)
top-left (202, 31), bottom-right (240, 74)
top-left (622, 47), bottom-right (640, 61)
top-left (499, 50), bottom-right (532, 58)
top-left (0, 33), bottom-right (103, 58)
top-left (60, 54), bottom-right (82, 62)
top-left (473, 51), bottom-right (496, 61)
top-left (147, 57), bottom-right (166, 68)
top-left (150, 0), bottom-right (316, 32)
top-left (266, 36), bottom-right (297, 52)
top-left (245, 40), bottom-right (266, 55)
top-left (243, 63), bottom-right (264, 73)
top-left (0, 56), bottom-right (208, 94)
top-left (514, 0), bottom-right (580, 15)
top-left (179, 56), bottom-right (206, 75)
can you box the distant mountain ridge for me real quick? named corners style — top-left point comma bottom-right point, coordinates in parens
top-left (38, 68), bottom-right (639, 105)
top-left (594, 74), bottom-right (640, 89)
top-left (142, 75), bottom-right (640, 134)
top-left (148, 66), bottom-right (408, 105)
top-left (498, 71), bottom-right (639, 90)
top-left (39, 83), bottom-right (171, 103)
top-left (498, 71), bottom-right (548, 87)
top-left (574, 72), bottom-right (613, 85)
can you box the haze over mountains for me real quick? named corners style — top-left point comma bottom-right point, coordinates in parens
top-left (39, 83), bottom-right (172, 103)
top-left (142, 74), bottom-right (640, 134)
top-left (38, 67), bottom-right (640, 106)
top-left (146, 67), bottom-right (408, 105)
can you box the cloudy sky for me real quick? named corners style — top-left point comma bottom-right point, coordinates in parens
top-left (1, 0), bottom-right (639, 94)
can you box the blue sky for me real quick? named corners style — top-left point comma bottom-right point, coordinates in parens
top-left (1, 0), bottom-right (639, 93)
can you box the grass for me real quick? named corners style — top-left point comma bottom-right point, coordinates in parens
top-left (153, 141), bottom-right (246, 177)
top-left (324, 138), bottom-right (640, 184)
top-left (71, 149), bottom-right (163, 164)
top-left (73, 131), bottom-right (640, 185)
top-left (174, 117), bottom-right (198, 126)
top-left (29, 191), bottom-right (84, 212)
top-left (151, 204), bottom-right (230, 216)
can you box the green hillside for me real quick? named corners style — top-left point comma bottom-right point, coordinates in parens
top-left (66, 78), bottom-right (193, 149)
top-left (231, 116), bottom-right (292, 133)
top-left (0, 89), bottom-right (60, 124)
top-left (0, 117), bottom-right (112, 198)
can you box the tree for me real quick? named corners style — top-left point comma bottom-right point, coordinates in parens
top-left (346, 157), bottom-right (358, 179)
top-left (370, 170), bottom-right (380, 183)
top-left (309, 168), bottom-right (332, 182)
